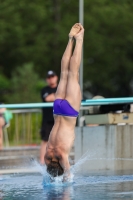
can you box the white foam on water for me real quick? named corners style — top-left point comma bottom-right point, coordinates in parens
top-left (115, 191), bottom-right (133, 195)
top-left (0, 175), bottom-right (11, 181)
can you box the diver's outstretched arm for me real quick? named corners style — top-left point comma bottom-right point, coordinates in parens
top-left (59, 154), bottom-right (71, 182)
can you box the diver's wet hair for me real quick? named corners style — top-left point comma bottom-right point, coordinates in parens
top-left (47, 161), bottom-right (64, 177)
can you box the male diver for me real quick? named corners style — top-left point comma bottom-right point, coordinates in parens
top-left (44, 23), bottom-right (84, 180)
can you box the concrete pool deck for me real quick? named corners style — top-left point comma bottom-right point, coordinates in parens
top-left (0, 146), bottom-right (74, 174)
top-left (0, 167), bottom-right (39, 174)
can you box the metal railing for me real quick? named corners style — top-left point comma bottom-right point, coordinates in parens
top-left (5, 109), bottom-right (42, 146)
top-left (5, 108), bottom-right (88, 146)
top-left (1, 97), bottom-right (133, 109)
top-left (2, 97), bottom-right (133, 146)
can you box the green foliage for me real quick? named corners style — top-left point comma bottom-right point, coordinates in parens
top-left (1, 0), bottom-right (133, 98)
top-left (6, 63), bottom-right (40, 103)
top-left (0, 0), bottom-right (78, 77)
top-left (84, 0), bottom-right (133, 97)
top-left (0, 74), bottom-right (10, 102)
top-left (0, 74), bottom-right (9, 90)
top-left (36, 79), bottom-right (47, 92)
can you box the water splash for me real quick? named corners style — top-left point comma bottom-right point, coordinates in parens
top-left (31, 150), bottom-right (97, 186)
top-left (31, 158), bottom-right (62, 185)
top-left (31, 152), bottom-right (133, 187)
top-left (71, 150), bottom-right (97, 174)
top-left (31, 158), bottom-right (52, 184)
top-left (31, 158), bottom-right (46, 176)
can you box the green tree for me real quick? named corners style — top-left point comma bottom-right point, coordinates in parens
top-left (84, 0), bottom-right (133, 97)
top-left (0, 74), bottom-right (10, 102)
top-left (1, 0), bottom-right (133, 98)
top-left (6, 63), bottom-right (40, 103)
top-left (0, 0), bottom-right (78, 77)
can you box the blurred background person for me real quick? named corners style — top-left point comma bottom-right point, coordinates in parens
top-left (0, 106), bottom-right (6, 150)
top-left (0, 104), bottom-right (12, 150)
top-left (40, 71), bottom-right (58, 164)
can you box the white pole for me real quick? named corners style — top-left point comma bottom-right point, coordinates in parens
top-left (79, 0), bottom-right (84, 93)
top-left (78, 0), bottom-right (84, 125)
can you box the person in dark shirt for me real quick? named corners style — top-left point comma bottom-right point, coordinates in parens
top-left (40, 71), bottom-right (58, 164)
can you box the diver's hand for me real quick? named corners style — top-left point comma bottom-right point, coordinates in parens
top-left (62, 172), bottom-right (72, 182)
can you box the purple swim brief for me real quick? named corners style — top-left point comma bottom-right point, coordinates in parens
top-left (53, 99), bottom-right (79, 117)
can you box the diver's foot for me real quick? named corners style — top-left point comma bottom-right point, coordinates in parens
top-left (69, 23), bottom-right (81, 38)
top-left (74, 24), bottom-right (84, 40)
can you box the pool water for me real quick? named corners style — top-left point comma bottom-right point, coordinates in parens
top-left (1, 154), bottom-right (133, 200)
top-left (1, 172), bottom-right (133, 200)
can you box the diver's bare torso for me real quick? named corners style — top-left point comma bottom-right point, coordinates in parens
top-left (46, 115), bottom-right (76, 157)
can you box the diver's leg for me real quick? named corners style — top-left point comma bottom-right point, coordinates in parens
top-left (65, 24), bottom-right (84, 111)
top-left (55, 24), bottom-right (81, 99)
top-left (55, 38), bottom-right (74, 99)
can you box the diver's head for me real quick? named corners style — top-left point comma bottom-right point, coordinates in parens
top-left (47, 161), bottom-right (64, 177)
